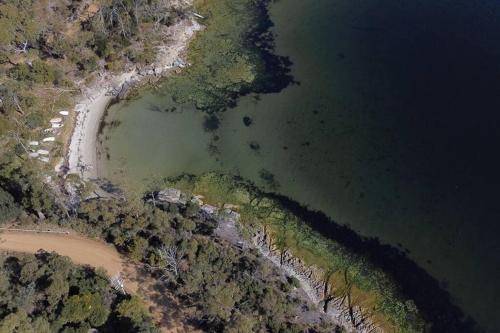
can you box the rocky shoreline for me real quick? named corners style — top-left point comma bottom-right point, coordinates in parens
top-left (253, 229), bottom-right (381, 333)
top-left (152, 188), bottom-right (381, 333)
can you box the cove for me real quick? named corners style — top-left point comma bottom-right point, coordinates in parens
top-left (99, 0), bottom-right (500, 331)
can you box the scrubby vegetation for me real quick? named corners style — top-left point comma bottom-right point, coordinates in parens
top-left (0, 251), bottom-right (157, 332)
top-left (0, 187), bottom-right (19, 223)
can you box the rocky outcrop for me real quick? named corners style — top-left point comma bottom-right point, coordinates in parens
top-left (253, 229), bottom-right (382, 333)
top-left (156, 188), bottom-right (186, 205)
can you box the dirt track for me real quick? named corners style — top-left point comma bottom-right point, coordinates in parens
top-left (0, 232), bottom-right (124, 275)
top-left (0, 231), bottom-right (199, 333)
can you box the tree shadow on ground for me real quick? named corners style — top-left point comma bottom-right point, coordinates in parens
top-left (121, 259), bottom-right (202, 332)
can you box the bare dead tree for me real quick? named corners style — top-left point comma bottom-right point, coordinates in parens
top-left (131, 0), bottom-right (144, 27)
top-left (9, 130), bottom-right (29, 155)
top-left (17, 281), bottom-right (36, 312)
top-left (145, 0), bottom-right (173, 31)
top-left (15, 41), bottom-right (28, 54)
top-left (145, 245), bottom-right (182, 280)
top-left (12, 93), bottom-right (24, 115)
top-left (322, 269), bottom-right (336, 313)
top-left (93, 7), bottom-right (108, 35)
top-left (114, 0), bottom-right (132, 38)
top-left (110, 273), bottom-right (127, 294)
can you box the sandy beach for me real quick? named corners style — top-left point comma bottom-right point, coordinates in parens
top-left (66, 18), bottom-right (202, 180)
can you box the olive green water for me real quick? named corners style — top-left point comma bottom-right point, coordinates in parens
top-left (99, 0), bottom-right (500, 330)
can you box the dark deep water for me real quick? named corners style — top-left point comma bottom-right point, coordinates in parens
top-left (100, 0), bottom-right (500, 330)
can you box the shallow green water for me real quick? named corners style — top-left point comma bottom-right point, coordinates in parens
top-left (99, 0), bottom-right (500, 330)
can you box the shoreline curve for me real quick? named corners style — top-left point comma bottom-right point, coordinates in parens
top-left (65, 19), bottom-right (202, 181)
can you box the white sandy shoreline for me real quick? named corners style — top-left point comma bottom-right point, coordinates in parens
top-left (66, 19), bottom-right (202, 180)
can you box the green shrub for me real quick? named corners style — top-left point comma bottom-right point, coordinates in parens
top-left (9, 63), bottom-right (31, 81)
top-left (0, 187), bottom-right (19, 223)
top-left (31, 59), bottom-right (55, 83)
top-left (77, 56), bottom-right (98, 73)
top-left (24, 112), bottom-right (43, 129)
top-left (9, 60), bottom-right (55, 83)
top-left (0, 252), bottom-right (157, 332)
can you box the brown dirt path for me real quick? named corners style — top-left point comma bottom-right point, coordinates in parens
top-left (0, 231), bottom-right (199, 333)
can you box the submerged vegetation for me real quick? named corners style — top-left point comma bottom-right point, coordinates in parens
top-left (164, 0), bottom-right (293, 112)
top-left (165, 172), bottom-right (477, 332)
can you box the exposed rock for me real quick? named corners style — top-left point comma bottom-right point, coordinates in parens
top-left (223, 203), bottom-right (239, 210)
top-left (200, 204), bottom-right (218, 215)
top-left (214, 209), bottom-right (244, 248)
top-left (220, 208), bottom-right (240, 222)
top-left (156, 188), bottom-right (186, 205)
top-left (191, 195), bottom-right (204, 206)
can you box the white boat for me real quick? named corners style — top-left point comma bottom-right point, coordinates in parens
top-left (42, 137), bottom-right (55, 142)
top-left (51, 123), bottom-right (63, 128)
top-left (49, 117), bottom-right (62, 123)
top-left (192, 12), bottom-right (205, 19)
top-left (38, 157), bottom-right (50, 163)
top-left (59, 111), bottom-right (69, 116)
top-left (37, 149), bottom-right (49, 155)
top-left (28, 141), bottom-right (39, 146)
top-left (28, 152), bottom-right (39, 158)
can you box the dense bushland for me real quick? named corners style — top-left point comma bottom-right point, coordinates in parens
top-left (0, 252), bottom-right (157, 332)
top-left (70, 195), bottom-right (339, 332)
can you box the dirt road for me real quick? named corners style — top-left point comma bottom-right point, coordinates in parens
top-left (0, 231), bottom-right (199, 333)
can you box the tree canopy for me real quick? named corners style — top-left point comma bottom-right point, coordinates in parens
top-left (0, 252), bottom-right (158, 332)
